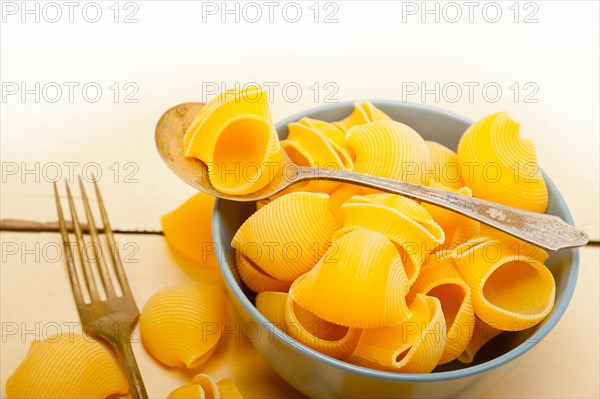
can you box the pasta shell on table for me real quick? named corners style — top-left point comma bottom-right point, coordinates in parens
top-left (346, 120), bottom-right (431, 187)
top-left (256, 291), bottom-right (362, 359)
top-left (290, 228), bottom-right (411, 329)
top-left (231, 192), bottom-right (339, 282)
top-left (421, 181), bottom-right (481, 249)
top-left (334, 194), bottom-right (444, 285)
top-left (183, 85), bottom-right (281, 195)
top-left (5, 333), bottom-right (128, 399)
top-left (345, 294), bottom-right (446, 373)
top-left (408, 252), bottom-right (475, 364)
top-left (333, 101), bottom-right (391, 133)
top-left (457, 112), bottom-right (548, 213)
top-left (167, 374), bottom-right (243, 399)
top-left (454, 239), bottom-right (555, 331)
top-left (458, 316), bottom-right (504, 364)
top-left (161, 192), bottom-right (218, 266)
top-left (425, 140), bottom-right (465, 189)
top-left (140, 284), bottom-right (227, 368)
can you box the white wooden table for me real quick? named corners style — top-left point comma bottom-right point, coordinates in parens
top-left (1, 1), bottom-right (598, 398)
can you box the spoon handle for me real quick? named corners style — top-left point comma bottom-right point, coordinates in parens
top-left (300, 167), bottom-right (589, 251)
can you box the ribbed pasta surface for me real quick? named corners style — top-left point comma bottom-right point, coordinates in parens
top-left (167, 374), bottom-right (243, 399)
top-left (140, 284), bottom-right (227, 368)
top-left (347, 120), bottom-right (431, 185)
top-left (6, 333), bottom-right (128, 398)
top-left (457, 112), bottom-right (548, 212)
top-left (408, 254), bottom-right (474, 364)
top-left (231, 192), bottom-right (338, 282)
top-left (290, 229), bottom-right (411, 329)
top-left (220, 102), bottom-right (558, 374)
top-left (183, 85), bottom-right (282, 195)
top-left (345, 294), bottom-right (446, 373)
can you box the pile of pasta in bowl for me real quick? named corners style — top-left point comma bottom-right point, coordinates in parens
top-left (183, 86), bottom-right (556, 373)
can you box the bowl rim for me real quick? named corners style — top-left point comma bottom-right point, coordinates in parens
top-left (213, 100), bottom-right (580, 382)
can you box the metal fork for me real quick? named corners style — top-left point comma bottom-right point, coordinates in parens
top-left (53, 178), bottom-right (148, 399)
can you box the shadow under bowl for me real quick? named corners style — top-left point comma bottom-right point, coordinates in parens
top-left (213, 101), bottom-right (579, 398)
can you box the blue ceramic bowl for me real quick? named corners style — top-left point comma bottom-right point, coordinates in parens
top-left (213, 101), bottom-right (579, 398)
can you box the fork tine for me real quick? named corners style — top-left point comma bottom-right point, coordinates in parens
top-left (93, 178), bottom-right (131, 295)
top-left (54, 182), bottom-right (85, 305)
top-left (78, 176), bottom-right (116, 298)
top-left (65, 181), bottom-right (100, 302)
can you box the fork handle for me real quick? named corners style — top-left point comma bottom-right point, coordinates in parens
top-left (299, 167), bottom-right (589, 251)
top-left (111, 338), bottom-right (149, 399)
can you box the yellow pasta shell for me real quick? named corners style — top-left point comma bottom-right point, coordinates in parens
top-left (161, 192), bottom-right (218, 266)
top-left (455, 240), bottom-right (555, 331)
top-left (231, 192), bottom-right (339, 282)
top-left (284, 293), bottom-right (361, 359)
top-left (290, 229), bottom-right (411, 329)
top-left (346, 120), bottom-right (430, 186)
top-left (458, 316), bottom-right (503, 364)
top-left (408, 256), bottom-right (474, 364)
top-left (421, 181), bottom-right (480, 248)
top-left (300, 117), bottom-right (355, 160)
top-left (281, 122), bottom-right (352, 193)
top-left (6, 333), bottom-right (127, 398)
top-left (236, 254), bottom-right (292, 293)
top-left (167, 384), bottom-right (206, 399)
top-left (256, 292), bottom-right (361, 359)
top-left (457, 112), bottom-right (548, 213)
top-left (327, 183), bottom-right (365, 225)
top-left (140, 284), bottom-right (227, 368)
top-left (256, 291), bottom-right (288, 328)
top-left (334, 101), bottom-right (391, 133)
top-left (183, 85), bottom-right (281, 195)
top-left (345, 294), bottom-right (446, 373)
top-left (335, 194), bottom-right (444, 285)
top-left (425, 140), bottom-right (465, 189)
top-left (350, 194), bottom-right (445, 240)
top-left (167, 374), bottom-right (243, 399)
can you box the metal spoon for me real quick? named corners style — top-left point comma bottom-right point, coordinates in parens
top-left (155, 102), bottom-right (589, 251)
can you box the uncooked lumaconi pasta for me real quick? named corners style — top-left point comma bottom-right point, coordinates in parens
top-left (232, 192), bottom-right (338, 285)
top-left (347, 120), bottom-right (431, 186)
top-left (167, 374), bottom-right (243, 399)
top-left (345, 294), bottom-right (446, 373)
top-left (458, 316), bottom-right (504, 364)
top-left (408, 251), bottom-right (474, 364)
top-left (335, 193), bottom-right (444, 285)
top-left (140, 284), bottom-right (227, 368)
top-left (425, 140), bottom-right (464, 189)
top-left (457, 112), bottom-right (548, 213)
top-left (421, 181), bottom-right (481, 248)
top-left (256, 291), bottom-right (362, 359)
top-left (183, 85), bottom-right (281, 195)
top-left (180, 91), bottom-right (558, 373)
top-left (290, 228), bottom-right (411, 329)
top-left (280, 120), bottom-right (353, 193)
top-left (334, 101), bottom-right (391, 133)
top-left (6, 333), bottom-right (127, 398)
top-left (236, 254), bottom-right (293, 293)
top-left (454, 238), bottom-right (554, 331)
top-left (161, 192), bottom-right (218, 266)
